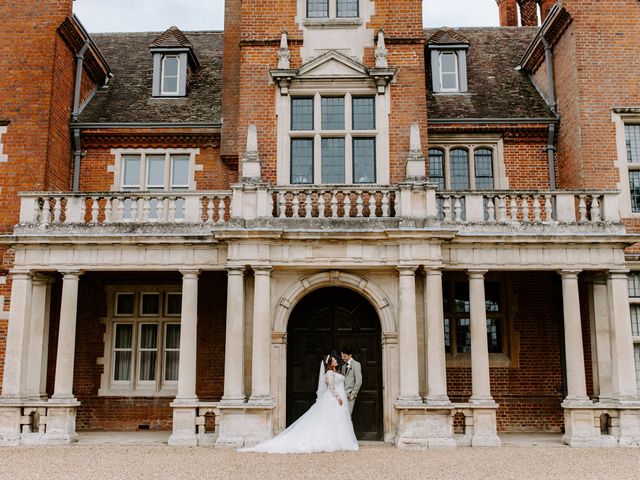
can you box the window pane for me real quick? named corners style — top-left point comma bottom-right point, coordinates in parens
top-left (165, 351), bottom-right (180, 382)
top-left (454, 282), bottom-right (470, 313)
top-left (321, 97), bottom-right (345, 130)
top-left (139, 351), bottom-right (157, 381)
top-left (337, 0), bottom-right (358, 17)
top-left (115, 324), bottom-right (133, 348)
top-left (428, 149), bottom-right (445, 190)
top-left (444, 318), bottom-right (451, 354)
top-left (171, 155), bottom-right (190, 188)
top-left (485, 282), bottom-right (501, 312)
top-left (162, 77), bottom-right (178, 94)
top-left (167, 293), bottom-right (182, 315)
top-left (629, 273), bottom-right (640, 298)
top-left (140, 324), bottom-right (158, 349)
top-left (474, 148), bottom-right (494, 190)
top-left (441, 73), bottom-right (458, 90)
top-left (630, 171), bottom-right (640, 213)
top-left (626, 125), bottom-right (640, 164)
top-left (291, 98), bottom-right (314, 131)
top-left (163, 56), bottom-right (179, 77)
top-left (166, 324), bottom-right (181, 349)
top-left (114, 351), bottom-right (132, 381)
top-left (631, 305), bottom-right (640, 337)
top-left (456, 318), bottom-right (471, 353)
top-left (147, 155), bottom-right (165, 189)
top-left (307, 0), bottom-right (328, 17)
top-left (440, 53), bottom-right (457, 74)
top-left (487, 318), bottom-right (502, 353)
top-left (291, 138), bottom-right (314, 184)
top-left (450, 149), bottom-right (469, 190)
top-left (353, 138), bottom-right (376, 184)
top-left (635, 345), bottom-right (640, 396)
top-left (321, 138), bottom-right (345, 184)
top-left (116, 293), bottom-right (135, 316)
top-left (352, 97), bottom-right (375, 130)
top-left (141, 293), bottom-right (160, 315)
top-left (122, 155), bottom-right (141, 188)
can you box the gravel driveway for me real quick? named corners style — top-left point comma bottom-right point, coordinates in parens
top-left (1, 445), bottom-right (639, 480)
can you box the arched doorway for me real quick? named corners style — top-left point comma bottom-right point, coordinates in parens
top-left (286, 287), bottom-right (384, 441)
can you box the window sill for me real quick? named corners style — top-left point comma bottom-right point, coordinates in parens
top-left (446, 353), bottom-right (513, 368)
top-left (98, 387), bottom-right (178, 398)
top-left (303, 18), bottom-right (363, 29)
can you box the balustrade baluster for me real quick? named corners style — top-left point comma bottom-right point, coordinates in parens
top-left (368, 192), bottom-right (376, 218)
top-left (207, 196), bottom-right (215, 223)
top-left (331, 192), bottom-right (339, 218)
top-left (42, 198), bottom-right (51, 225)
top-left (217, 196), bottom-right (226, 224)
top-left (486, 196), bottom-right (496, 223)
top-left (544, 195), bottom-right (553, 222)
top-left (90, 196), bottom-right (100, 223)
top-left (453, 196), bottom-right (463, 223)
top-left (305, 191), bottom-right (312, 218)
top-left (278, 192), bottom-right (287, 218)
top-left (521, 195), bottom-right (529, 222)
top-left (381, 192), bottom-right (389, 218)
top-left (53, 197), bottom-right (62, 223)
top-left (510, 196), bottom-right (518, 222)
top-left (156, 197), bottom-right (164, 222)
top-left (344, 192), bottom-right (351, 218)
top-left (130, 197), bottom-right (139, 222)
top-left (591, 196), bottom-right (601, 222)
top-left (442, 195), bottom-right (452, 222)
top-left (497, 195), bottom-right (507, 222)
top-left (116, 197), bottom-right (124, 222)
top-left (318, 192), bottom-right (326, 219)
top-left (33, 198), bottom-right (41, 223)
top-left (104, 197), bottom-right (113, 223)
top-left (142, 198), bottom-right (151, 222)
top-left (578, 195), bottom-right (587, 223)
top-left (292, 192), bottom-right (300, 218)
top-left (168, 198), bottom-right (177, 221)
top-left (533, 196), bottom-right (541, 222)
top-left (356, 192), bottom-right (364, 217)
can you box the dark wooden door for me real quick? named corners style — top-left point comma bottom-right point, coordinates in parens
top-left (286, 287), bottom-right (383, 441)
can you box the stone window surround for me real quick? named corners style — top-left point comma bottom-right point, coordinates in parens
top-left (98, 285), bottom-right (182, 397)
top-left (108, 148), bottom-right (201, 191)
top-left (628, 271), bottom-right (640, 395)
top-left (277, 83), bottom-right (390, 186)
top-left (0, 125), bottom-right (8, 163)
top-left (613, 110), bottom-right (640, 218)
top-left (428, 134), bottom-right (509, 190)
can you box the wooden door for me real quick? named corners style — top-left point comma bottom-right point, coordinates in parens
top-left (286, 287), bottom-right (383, 441)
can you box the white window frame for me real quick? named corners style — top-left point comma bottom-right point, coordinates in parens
top-left (614, 111), bottom-right (640, 218)
top-left (163, 323), bottom-right (181, 384)
top-left (439, 51), bottom-right (459, 93)
top-left (627, 271), bottom-right (640, 396)
top-left (99, 285), bottom-right (182, 397)
top-left (305, 0), bottom-right (360, 20)
top-left (0, 125), bottom-right (8, 163)
top-left (110, 148), bottom-right (200, 191)
top-left (280, 87), bottom-right (388, 185)
top-left (160, 55), bottom-right (181, 96)
top-left (427, 136), bottom-right (509, 190)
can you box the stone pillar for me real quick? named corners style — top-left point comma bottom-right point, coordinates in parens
top-left (589, 276), bottom-right (613, 401)
top-left (51, 271), bottom-right (82, 401)
top-left (469, 270), bottom-right (494, 405)
top-left (559, 270), bottom-right (590, 405)
top-left (397, 267), bottom-right (421, 404)
top-left (249, 266), bottom-right (273, 404)
top-left (0, 270), bottom-right (33, 400)
top-left (468, 270), bottom-right (500, 447)
top-left (175, 270), bottom-right (200, 403)
top-left (221, 267), bottom-right (246, 404)
top-left (424, 268), bottom-right (449, 405)
top-left (26, 275), bottom-right (53, 400)
top-left (607, 270), bottom-right (639, 402)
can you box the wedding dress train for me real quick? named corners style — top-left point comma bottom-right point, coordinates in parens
top-left (240, 369), bottom-right (359, 454)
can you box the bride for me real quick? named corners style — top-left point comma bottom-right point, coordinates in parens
top-left (240, 353), bottom-right (359, 454)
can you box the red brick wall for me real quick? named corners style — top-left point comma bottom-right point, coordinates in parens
top-left (496, 0), bottom-right (519, 27)
top-left (446, 272), bottom-right (566, 432)
top-left (46, 272), bottom-right (227, 431)
top-left (0, 319), bottom-right (6, 394)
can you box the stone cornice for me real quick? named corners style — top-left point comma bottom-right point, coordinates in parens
top-left (81, 130), bottom-right (220, 148)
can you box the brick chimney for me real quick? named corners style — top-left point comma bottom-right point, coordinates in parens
top-left (517, 0), bottom-right (539, 26)
top-left (539, 0), bottom-right (556, 23)
top-left (220, 0), bottom-right (241, 164)
top-left (496, 0), bottom-right (518, 26)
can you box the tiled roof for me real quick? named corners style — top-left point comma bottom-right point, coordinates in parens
top-left (78, 31), bottom-right (222, 124)
top-left (425, 27), bottom-right (556, 121)
top-left (427, 28), bottom-right (470, 45)
top-left (150, 26), bottom-right (193, 48)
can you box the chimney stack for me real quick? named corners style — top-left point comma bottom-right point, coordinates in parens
top-left (496, 0), bottom-right (518, 27)
top-left (517, 0), bottom-right (539, 26)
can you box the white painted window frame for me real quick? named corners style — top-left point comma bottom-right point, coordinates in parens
top-left (99, 285), bottom-right (182, 397)
top-left (110, 148), bottom-right (200, 191)
top-left (0, 125), bottom-right (8, 163)
top-left (428, 135), bottom-right (508, 190)
top-left (305, 0), bottom-right (359, 20)
top-left (160, 54), bottom-right (181, 96)
top-left (278, 83), bottom-right (390, 186)
top-left (439, 51), bottom-right (460, 93)
top-left (613, 111), bottom-right (640, 218)
top-left (627, 271), bottom-right (640, 396)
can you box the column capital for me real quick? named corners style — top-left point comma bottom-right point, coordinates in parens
top-left (397, 265), bottom-right (418, 275)
top-left (608, 269), bottom-right (631, 279)
top-left (8, 269), bottom-right (32, 279)
top-left (31, 273), bottom-right (55, 285)
top-left (423, 266), bottom-right (444, 276)
top-left (225, 265), bottom-right (246, 275)
top-left (253, 265), bottom-right (273, 275)
top-left (558, 269), bottom-right (582, 279)
top-left (179, 269), bottom-right (200, 279)
top-left (468, 269), bottom-right (488, 279)
top-left (59, 269), bottom-right (83, 279)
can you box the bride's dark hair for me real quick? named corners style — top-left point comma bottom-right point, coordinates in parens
top-left (323, 353), bottom-right (338, 372)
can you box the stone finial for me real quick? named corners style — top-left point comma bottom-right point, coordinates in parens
top-left (242, 124), bottom-right (262, 182)
top-left (405, 123), bottom-right (426, 180)
top-left (278, 30), bottom-right (291, 69)
top-left (375, 29), bottom-right (388, 69)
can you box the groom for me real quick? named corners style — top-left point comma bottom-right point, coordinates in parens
top-left (340, 346), bottom-right (362, 415)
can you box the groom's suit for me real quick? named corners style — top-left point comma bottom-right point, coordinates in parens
top-left (341, 358), bottom-right (363, 414)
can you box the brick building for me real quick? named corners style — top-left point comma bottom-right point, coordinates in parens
top-left (0, 0), bottom-right (639, 448)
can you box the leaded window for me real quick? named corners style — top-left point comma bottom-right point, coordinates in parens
top-left (626, 125), bottom-right (640, 164)
top-left (291, 139), bottom-right (314, 184)
top-left (321, 138), bottom-right (346, 184)
top-left (474, 148), bottom-right (495, 190)
top-left (292, 98), bottom-right (314, 131)
top-left (352, 97), bottom-right (375, 130)
top-left (635, 345), bottom-right (640, 396)
top-left (630, 171), bottom-right (640, 213)
top-left (450, 148), bottom-right (470, 190)
top-left (322, 97), bottom-right (345, 130)
top-left (629, 273), bottom-right (640, 298)
top-left (337, 0), bottom-right (358, 18)
top-left (428, 144), bottom-right (497, 191)
top-left (631, 305), bottom-right (640, 337)
top-left (353, 138), bottom-right (376, 184)
top-left (428, 149), bottom-right (445, 190)
top-left (120, 153), bottom-right (191, 191)
top-left (307, 0), bottom-right (329, 18)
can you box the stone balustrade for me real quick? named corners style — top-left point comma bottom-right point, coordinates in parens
top-left (18, 188), bottom-right (621, 228)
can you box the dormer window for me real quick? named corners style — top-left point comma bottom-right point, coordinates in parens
top-left (150, 26), bottom-right (200, 98)
top-left (427, 29), bottom-right (470, 94)
top-left (306, 0), bottom-right (359, 19)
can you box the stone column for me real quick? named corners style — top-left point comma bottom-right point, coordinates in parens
top-left (51, 271), bottom-right (82, 401)
top-left (607, 270), bottom-right (639, 402)
top-left (559, 270), bottom-right (590, 405)
top-left (175, 270), bottom-right (200, 402)
top-left (249, 266), bottom-right (273, 404)
top-left (469, 270), bottom-right (494, 405)
top-left (397, 267), bottom-right (421, 404)
top-left (26, 274), bottom-right (53, 400)
top-left (424, 268), bottom-right (450, 405)
top-left (221, 267), bottom-right (246, 404)
top-left (0, 270), bottom-right (33, 400)
top-left (588, 276), bottom-right (613, 401)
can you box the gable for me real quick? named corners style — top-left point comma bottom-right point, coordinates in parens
top-left (298, 51), bottom-right (369, 79)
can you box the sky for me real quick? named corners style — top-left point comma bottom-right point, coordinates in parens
top-left (72, 0), bottom-right (499, 33)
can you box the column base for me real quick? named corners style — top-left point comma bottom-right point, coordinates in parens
top-left (618, 408), bottom-right (640, 447)
top-left (215, 404), bottom-right (274, 449)
top-left (247, 395), bottom-right (274, 406)
top-left (0, 406), bottom-right (21, 446)
top-left (394, 404), bottom-right (456, 450)
top-left (168, 403), bottom-right (198, 446)
top-left (395, 396), bottom-right (423, 406)
top-left (470, 405), bottom-right (501, 447)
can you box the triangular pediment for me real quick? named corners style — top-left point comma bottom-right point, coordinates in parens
top-left (298, 50), bottom-right (369, 79)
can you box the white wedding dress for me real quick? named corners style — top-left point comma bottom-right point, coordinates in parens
top-left (241, 367), bottom-right (359, 454)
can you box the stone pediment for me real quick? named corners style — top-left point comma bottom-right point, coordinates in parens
top-left (297, 50), bottom-right (369, 79)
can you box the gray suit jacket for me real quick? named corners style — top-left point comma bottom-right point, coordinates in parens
top-left (342, 358), bottom-right (363, 399)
